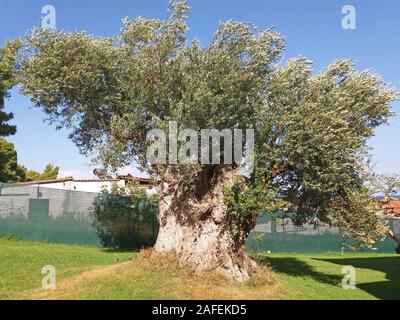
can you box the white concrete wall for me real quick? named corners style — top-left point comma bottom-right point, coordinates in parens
top-left (0, 184), bottom-right (98, 219)
top-left (0, 180), bottom-right (158, 219)
top-left (39, 180), bottom-right (157, 195)
top-left (37, 180), bottom-right (125, 193)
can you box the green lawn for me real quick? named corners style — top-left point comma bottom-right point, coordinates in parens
top-left (0, 237), bottom-right (134, 299)
top-left (0, 238), bottom-right (398, 300)
top-left (257, 253), bottom-right (400, 300)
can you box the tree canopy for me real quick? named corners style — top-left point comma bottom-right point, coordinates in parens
top-left (0, 138), bottom-right (26, 182)
top-left (0, 140), bottom-right (59, 183)
top-left (0, 40), bottom-right (20, 137)
top-left (22, 163), bottom-right (59, 181)
top-left (15, 0), bottom-right (397, 248)
top-left (0, 41), bottom-right (25, 182)
top-left (0, 41), bottom-right (59, 183)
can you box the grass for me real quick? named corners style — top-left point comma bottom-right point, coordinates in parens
top-left (26, 251), bottom-right (278, 300)
top-left (0, 237), bottom-right (133, 299)
top-left (0, 238), bottom-right (399, 300)
top-left (257, 252), bottom-right (400, 300)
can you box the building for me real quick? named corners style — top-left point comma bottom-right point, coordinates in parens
top-left (9, 174), bottom-right (159, 195)
top-left (384, 200), bottom-right (400, 217)
top-left (0, 175), bottom-right (159, 220)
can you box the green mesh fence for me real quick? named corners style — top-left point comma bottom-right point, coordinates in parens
top-left (0, 182), bottom-right (398, 253)
top-left (246, 212), bottom-right (400, 254)
top-left (0, 182), bottom-right (158, 248)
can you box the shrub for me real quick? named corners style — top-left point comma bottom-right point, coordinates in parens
top-left (93, 182), bottom-right (159, 250)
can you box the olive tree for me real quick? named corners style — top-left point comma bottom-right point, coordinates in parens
top-left (16, 1), bottom-right (397, 281)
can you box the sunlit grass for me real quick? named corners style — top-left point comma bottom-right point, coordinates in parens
top-left (1, 238), bottom-right (398, 300)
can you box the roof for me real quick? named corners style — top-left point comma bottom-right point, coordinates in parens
top-left (12, 176), bottom-right (74, 186)
top-left (11, 175), bottom-right (159, 187)
top-left (384, 200), bottom-right (400, 217)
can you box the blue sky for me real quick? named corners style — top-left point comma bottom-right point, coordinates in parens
top-left (1, 0), bottom-right (399, 178)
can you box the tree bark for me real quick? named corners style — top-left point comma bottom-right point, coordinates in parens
top-left (154, 168), bottom-right (257, 282)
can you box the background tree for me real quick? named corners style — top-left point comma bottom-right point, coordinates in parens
top-left (0, 41), bottom-right (58, 183)
top-left (0, 40), bottom-right (21, 137)
top-left (0, 142), bottom-right (58, 183)
top-left (0, 40), bottom-right (23, 182)
top-left (22, 163), bottom-right (59, 181)
top-left (16, 1), bottom-right (397, 281)
top-left (0, 138), bottom-right (26, 182)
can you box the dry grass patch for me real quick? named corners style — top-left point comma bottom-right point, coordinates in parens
top-left (25, 250), bottom-right (280, 300)
top-left (134, 250), bottom-right (279, 300)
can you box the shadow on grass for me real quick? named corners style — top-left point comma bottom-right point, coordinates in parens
top-left (257, 256), bottom-right (342, 286)
top-left (315, 256), bottom-right (400, 300)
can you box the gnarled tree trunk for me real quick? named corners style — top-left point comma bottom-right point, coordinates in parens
top-left (154, 168), bottom-right (257, 282)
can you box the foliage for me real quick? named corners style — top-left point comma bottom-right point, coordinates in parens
top-left (20, 163), bottom-right (59, 181)
top-left (0, 42), bottom-right (23, 182)
top-left (93, 182), bottom-right (158, 249)
top-left (372, 173), bottom-right (400, 199)
top-left (0, 40), bottom-right (21, 137)
top-left (15, 1), bottom-right (398, 245)
top-left (224, 178), bottom-right (274, 238)
top-left (0, 138), bottom-right (26, 182)
top-left (252, 232), bottom-right (265, 253)
top-left (0, 41), bottom-right (59, 183)
top-left (0, 153), bottom-right (59, 182)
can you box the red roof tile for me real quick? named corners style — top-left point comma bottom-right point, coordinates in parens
top-left (384, 200), bottom-right (400, 217)
top-left (11, 175), bottom-right (159, 187)
top-left (11, 176), bottom-right (74, 185)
